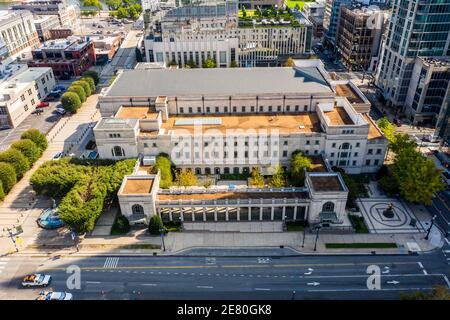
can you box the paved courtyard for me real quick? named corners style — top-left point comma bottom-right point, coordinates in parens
top-left (357, 198), bottom-right (427, 234)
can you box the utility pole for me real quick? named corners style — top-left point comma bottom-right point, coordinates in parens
top-left (301, 227), bottom-right (306, 248)
top-left (314, 225), bottom-right (321, 251)
top-left (160, 228), bottom-right (166, 251)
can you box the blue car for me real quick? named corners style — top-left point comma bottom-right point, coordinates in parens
top-left (53, 85), bottom-right (66, 92)
top-left (37, 208), bottom-right (64, 229)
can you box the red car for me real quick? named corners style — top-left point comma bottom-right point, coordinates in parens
top-left (37, 101), bottom-right (50, 108)
top-left (43, 96), bottom-right (55, 102)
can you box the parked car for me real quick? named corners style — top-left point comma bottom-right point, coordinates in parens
top-left (52, 152), bottom-right (63, 160)
top-left (31, 108), bottom-right (44, 115)
top-left (53, 85), bottom-right (66, 92)
top-left (37, 101), bottom-right (49, 108)
top-left (37, 208), bottom-right (64, 229)
top-left (0, 125), bottom-right (11, 130)
top-left (55, 107), bottom-right (66, 115)
top-left (44, 95), bottom-right (56, 102)
top-left (22, 274), bottom-right (52, 287)
top-left (36, 291), bottom-right (73, 300)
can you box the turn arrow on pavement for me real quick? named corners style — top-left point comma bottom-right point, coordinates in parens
top-left (387, 280), bottom-right (400, 285)
top-left (307, 282), bottom-right (320, 286)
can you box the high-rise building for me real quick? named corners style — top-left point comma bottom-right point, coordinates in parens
top-left (323, 0), bottom-right (351, 46)
top-left (375, 0), bottom-right (450, 119)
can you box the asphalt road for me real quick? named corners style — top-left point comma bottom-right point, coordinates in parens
top-left (1, 249), bottom-right (449, 300)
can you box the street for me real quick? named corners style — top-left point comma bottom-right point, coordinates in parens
top-left (1, 249), bottom-right (449, 300)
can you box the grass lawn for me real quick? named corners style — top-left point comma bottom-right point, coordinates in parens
top-left (325, 243), bottom-right (398, 249)
top-left (286, 221), bottom-right (308, 231)
top-left (286, 0), bottom-right (314, 10)
top-left (125, 244), bottom-right (161, 250)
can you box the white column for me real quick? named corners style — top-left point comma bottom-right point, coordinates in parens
top-left (180, 209), bottom-right (184, 222)
top-left (270, 206), bottom-right (274, 221)
top-left (203, 207), bottom-right (206, 222)
top-left (294, 206), bottom-right (298, 221)
top-left (282, 206), bottom-right (286, 221)
top-left (237, 207), bottom-right (240, 221)
top-left (225, 207), bottom-right (229, 221)
top-left (259, 206), bottom-right (263, 221)
top-left (248, 206), bottom-right (252, 221)
top-left (191, 208), bottom-right (195, 222)
top-left (169, 207), bottom-right (173, 222)
top-left (214, 207), bottom-right (218, 221)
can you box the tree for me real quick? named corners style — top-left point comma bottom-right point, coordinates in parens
top-left (21, 129), bottom-right (48, 151)
top-left (148, 214), bottom-right (164, 235)
top-left (117, 7), bottom-right (128, 18)
top-left (392, 148), bottom-right (444, 205)
top-left (152, 154), bottom-right (173, 188)
top-left (269, 166), bottom-right (287, 188)
top-left (377, 117), bottom-right (396, 142)
top-left (400, 285), bottom-right (450, 300)
top-left (202, 57), bottom-right (216, 68)
top-left (82, 70), bottom-right (99, 85)
top-left (390, 133), bottom-right (416, 155)
top-left (242, 6), bottom-right (247, 17)
top-left (295, 3), bottom-right (300, 11)
top-left (128, 6), bottom-right (138, 20)
top-left (230, 60), bottom-right (238, 68)
top-left (0, 181), bottom-right (4, 201)
top-left (67, 85), bottom-right (86, 103)
top-left (11, 139), bottom-right (41, 164)
top-left (290, 150), bottom-right (311, 186)
top-left (80, 76), bottom-right (96, 92)
top-left (284, 57), bottom-right (295, 67)
top-left (249, 167), bottom-right (264, 187)
top-left (175, 169), bottom-right (198, 187)
top-left (72, 80), bottom-right (91, 97)
top-left (105, 0), bottom-right (121, 10)
top-left (83, 0), bottom-right (102, 10)
top-left (0, 162), bottom-right (17, 193)
top-left (0, 149), bottom-right (30, 179)
top-left (61, 92), bottom-right (82, 113)
top-left (378, 175), bottom-right (399, 196)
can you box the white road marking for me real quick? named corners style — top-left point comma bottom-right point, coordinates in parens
top-left (307, 282), bottom-right (320, 286)
top-left (443, 250), bottom-right (450, 253)
top-left (141, 284), bottom-right (157, 286)
top-left (308, 287), bottom-right (434, 293)
top-left (103, 257), bottom-right (119, 268)
top-left (423, 269), bottom-right (428, 275)
top-left (444, 238), bottom-right (450, 246)
top-left (418, 262), bottom-right (424, 268)
top-left (255, 288), bottom-right (271, 291)
top-left (0, 262), bottom-right (7, 265)
top-left (86, 281), bottom-right (101, 284)
top-left (444, 275), bottom-right (450, 288)
top-left (197, 286), bottom-right (213, 289)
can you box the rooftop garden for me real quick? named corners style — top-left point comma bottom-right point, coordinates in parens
top-left (285, 0), bottom-right (313, 10)
top-left (238, 7), bottom-right (303, 28)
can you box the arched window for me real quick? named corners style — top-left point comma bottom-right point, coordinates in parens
top-left (132, 204), bottom-right (144, 215)
top-left (322, 202), bottom-right (335, 213)
top-left (112, 146), bottom-right (125, 157)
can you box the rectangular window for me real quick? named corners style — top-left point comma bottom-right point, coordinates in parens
top-left (180, 107), bottom-right (184, 113)
top-left (368, 149), bottom-right (373, 155)
top-left (366, 159), bottom-right (371, 165)
top-left (283, 150), bottom-right (288, 157)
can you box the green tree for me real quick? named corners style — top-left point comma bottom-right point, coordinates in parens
top-left (11, 139), bottom-right (41, 164)
top-left (377, 117), bottom-right (396, 142)
top-left (82, 70), bottom-right (99, 85)
top-left (269, 166), bottom-right (287, 188)
top-left (67, 85), bottom-right (86, 103)
top-left (289, 150), bottom-right (311, 186)
top-left (295, 3), bottom-right (300, 11)
top-left (117, 6), bottom-right (128, 18)
top-left (128, 6), bottom-right (138, 20)
top-left (105, 0), bottom-right (121, 10)
top-left (249, 167), bottom-right (264, 187)
top-left (202, 57), bottom-right (216, 68)
top-left (378, 175), bottom-right (399, 196)
top-left (0, 149), bottom-right (30, 179)
top-left (21, 129), bottom-right (48, 151)
top-left (230, 60), bottom-right (238, 68)
top-left (284, 57), bottom-right (295, 67)
top-left (175, 169), bottom-right (198, 187)
top-left (61, 92), bottom-right (82, 113)
top-left (0, 181), bottom-right (4, 201)
top-left (401, 285), bottom-right (450, 300)
top-left (148, 214), bottom-right (164, 235)
top-left (83, 0), bottom-right (102, 10)
top-left (392, 148), bottom-right (444, 205)
top-left (80, 76), bottom-right (96, 92)
top-left (152, 154), bottom-right (173, 188)
top-left (390, 133), bottom-right (416, 155)
top-left (242, 6), bottom-right (247, 17)
top-left (0, 162), bottom-right (17, 193)
top-left (72, 80), bottom-right (91, 97)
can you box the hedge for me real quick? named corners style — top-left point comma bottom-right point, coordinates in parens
top-left (80, 76), bottom-right (96, 92)
top-left (0, 162), bottom-right (17, 193)
top-left (82, 70), bottom-right (99, 85)
top-left (61, 92), bottom-right (82, 113)
top-left (72, 80), bottom-right (91, 97)
top-left (68, 85), bottom-right (86, 103)
top-left (11, 139), bottom-right (41, 164)
top-left (21, 129), bottom-right (48, 152)
top-left (0, 148), bottom-right (30, 179)
top-left (152, 154), bottom-right (173, 188)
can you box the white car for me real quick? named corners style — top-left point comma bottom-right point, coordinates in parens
top-left (52, 152), bottom-right (63, 160)
top-left (37, 291), bottom-right (73, 300)
top-left (22, 274), bottom-right (52, 287)
top-left (55, 107), bottom-right (66, 115)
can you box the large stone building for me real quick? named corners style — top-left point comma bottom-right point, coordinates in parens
top-left (0, 10), bottom-right (40, 65)
top-left (144, 1), bottom-right (313, 68)
top-left (0, 66), bottom-right (55, 128)
top-left (302, 0), bottom-right (325, 41)
top-left (34, 15), bottom-right (61, 42)
top-left (322, 0), bottom-right (351, 46)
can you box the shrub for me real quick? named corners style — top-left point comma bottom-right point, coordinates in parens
top-left (152, 154), bottom-right (173, 188)
top-left (21, 129), bottom-right (47, 151)
top-left (269, 166), bottom-right (287, 188)
top-left (80, 76), bottom-right (96, 92)
top-left (82, 70), bottom-right (99, 85)
top-left (11, 139), bottom-right (41, 164)
top-left (174, 169), bottom-right (198, 187)
top-left (249, 167), bottom-right (264, 187)
top-left (290, 150), bottom-right (311, 186)
top-left (0, 162), bottom-right (17, 193)
top-left (110, 215), bottom-right (130, 235)
top-left (61, 92), bottom-right (82, 113)
top-left (148, 214), bottom-right (164, 235)
top-left (0, 181), bottom-right (4, 201)
top-left (72, 80), bottom-right (91, 97)
top-left (0, 149), bottom-right (30, 179)
top-left (67, 85), bottom-right (86, 103)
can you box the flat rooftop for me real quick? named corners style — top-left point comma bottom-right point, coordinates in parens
top-left (106, 67), bottom-right (333, 97)
top-left (121, 178), bottom-right (154, 194)
top-left (157, 191), bottom-right (308, 202)
top-left (115, 106), bottom-right (158, 119)
top-left (308, 155), bottom-right (327, 172)
top-left (335, 84), bottom-right (364, 104)
top-left (309, 174), bottom-right (344, 192)
top-left (324, 107), bottom-right (354, 125)
top-left (363, 114), bottom-right (384, 140)
top-left (159, 113), bottom-right (320, 134)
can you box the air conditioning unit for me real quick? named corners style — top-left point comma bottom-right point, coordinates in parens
top-left (143, 156), bottom-right (156, 166)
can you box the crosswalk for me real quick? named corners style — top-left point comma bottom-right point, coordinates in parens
top-left (103, 257), bottom-right (119, 269)
top-left (0, 257), bottom-right (10, 275)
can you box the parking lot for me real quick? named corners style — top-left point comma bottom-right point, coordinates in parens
top-left (78, 16), bottom-right (133, 38)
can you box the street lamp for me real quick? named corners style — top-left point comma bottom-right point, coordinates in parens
top-left (291, 290), bottom-right (296, 300)
top-left (424, 215), bottom-right (437, 240)
top-left (301, 227), bottom-right (306, 248)
top-left (313, 225), bottom-right (321, 251)
top-left (159, 227), bottom-right (166, 251)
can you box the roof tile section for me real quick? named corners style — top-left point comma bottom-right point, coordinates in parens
top-left (309, 175), bottom-right (344, 192)
top-left (122, 178), bottom-right (154, 194)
